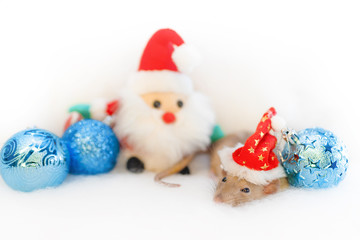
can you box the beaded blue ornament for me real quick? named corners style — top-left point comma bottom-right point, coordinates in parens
top-left (0, 129), bottom-right (70, 192)
top-left (62, 119), bottom-right (120, 175)
top-left (279, 127), bottom-right (348, 188)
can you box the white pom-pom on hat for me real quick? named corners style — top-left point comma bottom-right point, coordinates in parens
top-left (172, 44), bottom-right (202, 74)
top-left (271, 115), bottom-right (286, 132)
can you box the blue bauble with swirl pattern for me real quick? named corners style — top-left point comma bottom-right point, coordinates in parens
top-left (280, 127), bottom-right (348, 188)
top-left (0, 129), bottom-right (70, 192)
top-left (62, 119), bottom-right (120, 175)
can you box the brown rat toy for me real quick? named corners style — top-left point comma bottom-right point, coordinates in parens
top-left (212, 108), bottom-right (289, 206)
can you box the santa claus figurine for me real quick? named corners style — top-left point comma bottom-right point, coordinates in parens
top-left (66, 29), bottom-right (222, 174)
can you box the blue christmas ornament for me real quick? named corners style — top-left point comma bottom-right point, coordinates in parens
top-left (279, 127), bottom-right (348, 188)
top-left (62, 119), bottom-right (120, 175)
top-left (0, 129), bottom-right (70, 192)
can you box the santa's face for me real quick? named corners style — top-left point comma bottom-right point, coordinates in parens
top-left (140, 92), bottom-right (186, 124)
top-left (114, 89), bottom-right (216, 170)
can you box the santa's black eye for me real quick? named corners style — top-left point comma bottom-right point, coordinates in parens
top-left (153, 100), bottom-right (161, 108)
top-left (222, 177), bottom-right (227, 182)
top-left (177, 100), bottom-right (183, 108)
top-left (241, 188), bottom-right (250, 193)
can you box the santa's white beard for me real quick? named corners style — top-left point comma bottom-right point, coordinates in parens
top-left (113, 89), bottom-right (216, 172)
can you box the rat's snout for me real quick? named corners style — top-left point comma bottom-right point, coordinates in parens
top-left (214, 194), bottom-right (223, 203)
top-left (162, 112), bottom-right (176, 124)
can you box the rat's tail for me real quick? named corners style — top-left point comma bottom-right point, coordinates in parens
top-left (154, 154), bottom-right (195, 187)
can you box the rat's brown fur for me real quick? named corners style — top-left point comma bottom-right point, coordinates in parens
top-left (210, 134), bottom-right (242, 179)
top-left (211, 134), bottom-right (289, 206)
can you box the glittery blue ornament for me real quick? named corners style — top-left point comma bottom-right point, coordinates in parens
top-left (0, 129), bottom-right (70, 192)
top-left (62, 119), bottom-right (120, 175)
top-left (279, 127), bottom-right (348, 188)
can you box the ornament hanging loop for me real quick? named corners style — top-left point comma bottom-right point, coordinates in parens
top-left (281, 128), bottom-right (300, 145)
top-left (278, 128), bottom-right (301, 163)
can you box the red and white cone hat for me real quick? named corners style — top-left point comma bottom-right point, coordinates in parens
top-left (219, 107), bottom-right (286, 185)
top-left (127, 28), bottom-right (201, 95)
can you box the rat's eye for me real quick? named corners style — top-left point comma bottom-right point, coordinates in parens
top-left (222, 177), bottom-right (227, 182)
top-left (241, 188), bottom-right (250, 193)
top-left (153, 100), bottom-right (161, 108)
top-left (177, 100), bottom-right (183, 108)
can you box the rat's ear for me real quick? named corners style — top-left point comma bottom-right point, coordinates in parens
top-left (263, 179), bottom-right (280, 195)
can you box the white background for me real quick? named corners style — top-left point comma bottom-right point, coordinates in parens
top-left (0, 0), bottom-right (359, 239)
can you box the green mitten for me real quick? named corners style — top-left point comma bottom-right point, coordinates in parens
top-left (69, 104), bottom-right (91, 119)
top-left (211, 124), bottom-right (225, 143)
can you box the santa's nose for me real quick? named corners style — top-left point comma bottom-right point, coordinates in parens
top-left (162, 112), bottom-right (176, 124)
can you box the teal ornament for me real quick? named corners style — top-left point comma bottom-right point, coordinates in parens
top-left (62, 119), bottom-right (120, 175)
top-left (0, 129), bottom-right (70, 192)
top-left (279, 127), bottom-right (348, 188)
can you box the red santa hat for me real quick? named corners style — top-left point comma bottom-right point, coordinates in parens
top-left (127, 28), bottom-right (201, 95)
top-left (219, 107), bottom-right (286, 185)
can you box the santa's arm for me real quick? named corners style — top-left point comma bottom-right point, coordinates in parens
top-left (64, 99), bottom-right (120, 131)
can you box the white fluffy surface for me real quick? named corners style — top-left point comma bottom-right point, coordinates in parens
top-left (0, 1), bottom-right (359, 240)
